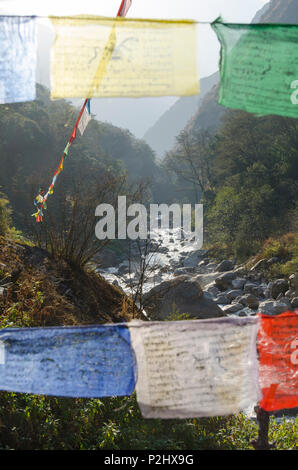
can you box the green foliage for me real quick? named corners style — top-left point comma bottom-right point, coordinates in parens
top-left (0, 391), bottom-right (296, 450)
top-left (0, 85), bottom-right (159, 232)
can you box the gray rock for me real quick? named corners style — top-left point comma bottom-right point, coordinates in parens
top-left (244, 282), bottom-right (258, 294)
top-left (216, 260), bottom-right (234, 272)
top-left (270, 279), bottom-right (289, 299)
top-left (289, 274), bottom-right (298, 293)
top-left (193, 272), bottom-right (222, 289)
top-left (174, 267), bottom-right (194, 277)
top-left (291, 297), bottom-right (298, 309)
top-left (214, 294), bottom-right (229, 305)
top-left (215, 272), bottom-right (237, 290)
top-left (222, 303), bottom-right (243, 313)
top-left (205, 283), bottom-right (220, 297)
top-left (226, 289), bottom-right (244, 301)
top-left (275, 297), bottom-right (292, 310)
top-left (143, 276), bottom-right (224, 320)
top-left (238, 294), bottom-right (259, 309)
top-left (259, 300), bottom-right (290, 315)
top-left (285, 289), bottom-right (295, 299)
top-left (232, 278), bottom-right (246, 290)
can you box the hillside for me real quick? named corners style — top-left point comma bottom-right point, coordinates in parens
top-left (0, 84), bottom-right (161, 229)
top-left (143, 72), bottom-right (219, 160)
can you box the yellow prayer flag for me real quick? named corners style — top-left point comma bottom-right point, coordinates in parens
top-left (50, 16), bottom-right (199, 98)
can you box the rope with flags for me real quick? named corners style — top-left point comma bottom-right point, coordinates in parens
top-left (32, 0), bottom-right (132, 223)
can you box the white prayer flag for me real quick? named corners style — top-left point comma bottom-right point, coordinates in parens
top-left (78, 104), bottom-right (91, 136)
top-left (129, 317), bottom-right (261, 419)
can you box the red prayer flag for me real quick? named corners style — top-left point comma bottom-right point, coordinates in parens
top-left (258, 311), bottom-right (298, 411)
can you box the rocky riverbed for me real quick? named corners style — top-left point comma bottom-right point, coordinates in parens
top-left (94, 226), bottom-right (298, 321)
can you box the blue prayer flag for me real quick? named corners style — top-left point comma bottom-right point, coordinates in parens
top-left (0, 324), bottom-right (136, 397)
top-left (0, 16), bottom-right (37, 104)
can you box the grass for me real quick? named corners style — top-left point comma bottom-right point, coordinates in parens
top-left (0, 392), bottom-right (296, 450)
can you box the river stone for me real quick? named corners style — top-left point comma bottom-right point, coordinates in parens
top-left (243, 282), bottom-right (258, 294)
top-left (214, 294), bottom-right (229, 305)
top-left (143, 276), bottom-right (224, 320)
top-left (289, 274), bottom-right (298, 292)
top-left (215, 272), bottom-right (237, 290)
top-left (193, 272), bottom-right (222, 289)
top-left (238, 294), bottom-right (259, 309)
top-left (205, 283), bottom-right (220, 297)
top-left (258, 300), bottom-right (290, 315)
top-left (216, 260), bottom-right (234, 272)
top-left (270, 279), bottom-right (289, 299)
top-left (222, 303), bottom-right (243, 313)
top-left (226, 289), bottom-right (244, 301)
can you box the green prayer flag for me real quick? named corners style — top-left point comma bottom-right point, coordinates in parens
top-left (212, 20), bottom-right (298, 119)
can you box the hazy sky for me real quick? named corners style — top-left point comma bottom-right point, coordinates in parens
top-left (0, 1), bottom-right (269, 136)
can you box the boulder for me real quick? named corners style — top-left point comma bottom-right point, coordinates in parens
top-left (226, 289), bottom-right (244, 301)
top-left (215, 272), bottom-right (237, 290)
top-left (193, 272), bottom-right (222, 289)
top-left (244, 282), bottom-right (258, 294)
top-left (270, 279), bottom-right (289, 299)
top-left (205, 283), bottom-right (220, 297)
top-left (214, 294), bottom-right (229, 305)
top-left (174, 267), bottom-right (194, 277)
top-left (143, 276), bottom-right (224, 320)
top-left (291, 297), bottom-right (298, 309)
top-left (238, 294), bottom-right (259, 309)
top-left (259, 300), bottom-right (290, 315)
top-left (222, 303), bottom-right (243, 314)
top-left (289, 273), bottom-right (298, 293)
top-left (216, 260), bottom-right (234, 272)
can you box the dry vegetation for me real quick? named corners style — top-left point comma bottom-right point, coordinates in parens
top-left (0, 236), bottom-right (137, 328)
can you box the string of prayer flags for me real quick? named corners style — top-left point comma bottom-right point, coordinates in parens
top-left (0, 324), bottom-right (136, 397)
top-left (32, 99), bottom-right (92, 222)
top-left (129, 317), bottom-right (260, 419)
top-left (50, 16), bottom-right (199, 99)
top-left (212, 19), bottom-right (298, 119)
top-left (257, 311), bottom-right (298, 412)
top-left (0, 16), bottom-right (37, 104)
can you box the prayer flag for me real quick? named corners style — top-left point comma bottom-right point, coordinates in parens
top-left (0, 324), bottom-right (136, 397)
top-left (258, 311), bottom-right (298, 411)
top-left (78, 99), bottom-right (92, 136)
top-left (212, 20), bottom-right (298, 119)
top-left (50, 16), bottom-right (199, 98)
top-left (0, 16), bottom-right (37, 103)
top-left (129, 317), bottom-right (260, 418)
